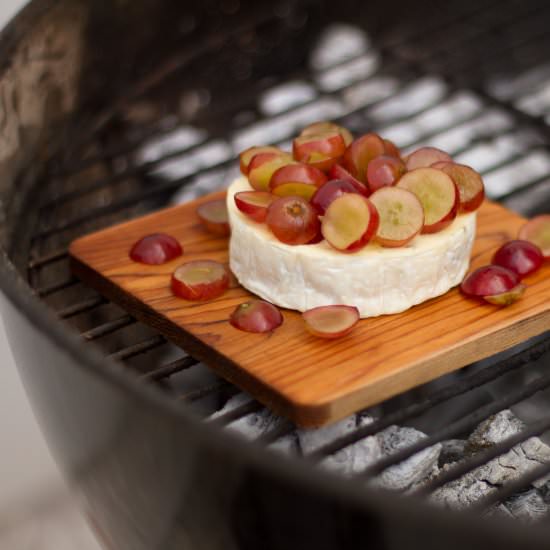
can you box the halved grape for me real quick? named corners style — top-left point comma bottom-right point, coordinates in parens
top-left (270, 163), bottom-right (327, 200)
top-left (266, 196), bottom-right (320, 245)
top-left (310, 179), bottom-right (358, 215)
top-left (405, 147), bottom-right (452, 170)
top-left (300, 121), bottom-right (353, 146)
top-left (230, 300), bottom-right (283, 333)
top-left (321, 193), bottom-right (379, 252)
top-left (239, 146), bottom-right (285, 175)
top-left (303, 305), bottom-right (359, 339)
top-left (130, 233), bottom-right (183, 265)
top-left (483, 284), bottom-right (526, 306)
top-left (367, 155), bottom-right (406, 192)
top-left (492, 240), bottom-right (543, 279)
top-left (234, 191), bottom-right (273, 223)
top-left (328, 164), bottom-right (369, 195)
top-left (197, 199), bottom-right (230, 236)
top-left (293, 131), bottom-right (346, 172)
top-left (342, 133), bottom-right (386, 183)
top-left (432, 162), bottom-right (485, 213)
top-left (461, 265), bottom-right (519, 297)
top-left (396, 168), bottom-right (458, 234)
top-left (370, 187), bottom-right (424, 247)
top-left (171, 260), bottom-right (229, 301)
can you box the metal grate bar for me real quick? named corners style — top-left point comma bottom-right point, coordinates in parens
top-left (28, 249), bottom-right (68, 270)
top-left (141, 355), bottom-right (200, 381)
top-left (58, 296), bottom-right (107, 319)
top-left (471, 463), bottom-right (550, 511)
top-left (179, 380), bottom-right (231, 403)
top-left (82, 315), bottom-right (135, 341)
top-left (309, 336), bottom-right (550, 459)
top-left (416, 417), bottom-right (550, 497)
top-left (208, 399), bottom-right (264, 427)
top-left (36, 276), bottom-right (79, 298)
top-left (108, 335), bottom-right (166, 362)
top-left (354, 363), bottom-right (550, 480)
top-left (257, 419), bottom-right (296, 446)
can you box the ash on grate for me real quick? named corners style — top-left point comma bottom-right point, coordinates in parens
top-left (431, 410), bottom-right (550, 522)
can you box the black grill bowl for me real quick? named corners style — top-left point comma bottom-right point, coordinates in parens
top-left (1, 1), bottom-right (550, 549)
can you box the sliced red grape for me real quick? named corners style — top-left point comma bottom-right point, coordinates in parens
top-left (370, 187), bottom-right (424, 247)
top-left (234, 191), bottom-right (273, 223)
top-left (367, 155), bottom-right (406, 192)
top-left (383, 139), bottom-right (401, 158)
top-left (196, 199), bottom-right (230, 236)
top-left (432, 162), bottom-right (485, 213)
top-left (328, 164), bottom-right (369, 195)
top-left (300, 121), bottom-right (353, 146)
top-left (270, 163), bottom-right (327, 200)
top-left (171, 260), bottom-right (229, 301)
top-left (518, 215), bottom-right (550, 259)
top-left (230, 300), bottom-right (283, 333)
top-left (396, 168), bottom-right (458, 234)
top-left (266, 196), bottom-right (320, 245)
top-left (239, 146), bottom-right (285, 175)
top-left (310, 179), bottom-right (358, 215)
top-left (405, 147), bottom-right (452, 170)
top-left (248, 152), bottom-right (294, 191)
top-left (342, 133), bottom-right (386, 183)
top-left (321, 193), bottom-right (379, 252)
top-left (492, 240), bottom-right (543, 279)
top-left (460, 265), bottom-right (519, 297)
top-left (130, 233), bottom-right (183, 265)
top-left (303, 305), bottom-right (360, 339)
top-left (292, 131), bottom-right (346, 172)
top-left (483, 284), bottom-right (526, 306)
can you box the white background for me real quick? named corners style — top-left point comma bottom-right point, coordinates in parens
top-left (0, 2), bottom-right (100, 547)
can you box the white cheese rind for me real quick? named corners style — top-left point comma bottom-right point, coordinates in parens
top-left (227, 177), bottom-right (476, 318)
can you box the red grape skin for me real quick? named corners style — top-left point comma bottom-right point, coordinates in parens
top-left (492, 240), bottom-right (543, 279)
top-left (266, 196), bottom-right (320, 245)
top-left (130, 233), bottom-right (182, 265)
top-left (461, 265), bottom-right (519, 297)
top-left (230, 300), bottom-right (283, 333)
top-left (367, 155), bottom-right (406, 192)
top-left (310, 179), bottom-right (358, 215)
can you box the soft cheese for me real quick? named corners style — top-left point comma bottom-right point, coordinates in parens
top-left (227, 176), bottom-right (476, 318)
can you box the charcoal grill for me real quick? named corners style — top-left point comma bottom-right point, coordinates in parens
top-left (1, 0), bottom-right (550, 548)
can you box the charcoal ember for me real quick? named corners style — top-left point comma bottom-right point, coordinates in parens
top-left (211, 393), bottom-right (297, 454)
top-left (432, 410), bottom-right (550, 511)
top-left (439, 439), bottom-right (467, 467)
top-left (502, 489), bottom-right (549, 523)
top-left (371, 426), bottom-right (441, 492)
top-left (298, 415), bottom-right (382, 476)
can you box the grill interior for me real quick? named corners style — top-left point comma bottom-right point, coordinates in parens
top-left (13, 0), bottom-right (550, 524)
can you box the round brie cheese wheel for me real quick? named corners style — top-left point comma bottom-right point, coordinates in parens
top-left (227, 177), bottom-right (476, 318)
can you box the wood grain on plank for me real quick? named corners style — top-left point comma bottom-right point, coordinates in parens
top-left (69, 192), bottom-right (550, 427)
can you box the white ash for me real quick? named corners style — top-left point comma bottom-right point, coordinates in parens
top-left (211, 393), bottom-right (297, 455)
top-left (367, 77), bottom-right (447, 124)
top-left (150, 139), bottom-right (232, 181)
top-left (423, 108), bottom-right (513, 157)
top-left (259, 81), bottom-right (317, 116)
top-left (342, 76), bottom-right (400, 110)
top-left (316, 53), bottom-right (380, 93)
top-left (482, 150), bottom-right (550, 198)
top-left (370, 426), bottom-right (441, 492)
top-left (431, 410), bottom-right (550, 514)
top-left (231, 98), bottom-right (344, 151)
top-left (135, 126), bottom-right (206, 165)
top-left (298, 415), bottom-right (382, 476)
top-left (309, 24), bottom-right (370, 71)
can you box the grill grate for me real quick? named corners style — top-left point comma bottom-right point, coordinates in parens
top-left (20, 0), bottom-right (550, 520)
